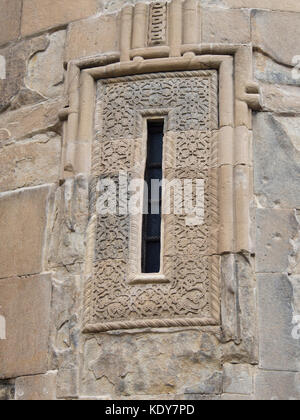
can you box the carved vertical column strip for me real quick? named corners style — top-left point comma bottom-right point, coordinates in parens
top-left (183, 0), bottom-right (198, 45)
top-left (76, 71), bottom-right (95, 174)
top-left (64, 63), bottom-right (80, 176)
top-left (219, 57), bottom-right (234, 253)
top-left (169, 0), bottom-right (182, 57)
top-left (120, 5), bottom-right (134, 62)
top-left (132, 2), bottom-right (148, 50)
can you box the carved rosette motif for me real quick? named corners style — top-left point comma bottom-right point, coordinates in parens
top-left (86, 70), bottom-right (220, 331)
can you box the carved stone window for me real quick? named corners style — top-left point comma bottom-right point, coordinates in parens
top-left (60, 0), bottom-right (260, 333)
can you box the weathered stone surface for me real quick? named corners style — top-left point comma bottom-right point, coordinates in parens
top-left (222, 393), bottom-right (253, 400)
top-left (82, 330), bottom-right (222, 398)
top-left (15, 372), bottom-right (57, 400)
top-left (223, 0), bottom-right (300, 12)
top-left (0, 0), bottom-right (22, 46)
top-left (202, 9), bottom-right (251, 44)
top-left (252, 10), bottom-right (300, 66)
top-left (254, 370), bottom-right (300, 400)
top-left (65, 15), bottom-right (119, 62)
top-left (257, 274), bottom-right (300, 372)
top-left (254, 114), bottom-right (300, 209)
top-left (0, 36), bottom-right (49, 113)
top-left (0, 274), bottom-right (51, 379)
top-left (21, 0), bottom-right (99, 37)
top-left (0, 132), bottom-right (61, 192)
top-left (223, 364), bottom-right (253, 395)
top-left (254, 53), bottom-right (300, 86)
top-left (57, 368), bottom-right (78, 399)
top-left (48, 176), bottom-right (89, 268)
top-left (0, 99), bottom-right (64, 143)
top-left (259, 84), bottom-right (300, 113)
top-left (25, 31), bottom-right (66, 99)
top-left (0, 380), bottom-right (15, 400)
top-left (256, 210), bottom-right (298, 274)
top-left (0, 185), bottom-right (52, 279)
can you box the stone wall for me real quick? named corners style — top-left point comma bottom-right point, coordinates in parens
top-left (0, 0), bottom-right (300, 400)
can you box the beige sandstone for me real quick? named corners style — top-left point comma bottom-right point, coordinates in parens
top-left (15, 372), bottom-right (57, 400)
top-left (0, 0), bottom-right (22, 46)
top-left (0, 185), bottom-right (52, 279)
top-left (21, 0), bottom-right (100, 37)
top-left (0, 274), bottom-right (51, 379)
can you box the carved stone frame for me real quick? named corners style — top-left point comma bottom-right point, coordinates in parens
top-left (59, 2), bottom-right (260, 333)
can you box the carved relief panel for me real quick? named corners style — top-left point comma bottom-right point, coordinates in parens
top-left (84, 70), bottom-right (221, 332)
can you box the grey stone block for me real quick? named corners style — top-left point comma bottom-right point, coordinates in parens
top-left (255, 370), bottom-right (300, 400)
top-left (257, 274), bottom-right (300, 371)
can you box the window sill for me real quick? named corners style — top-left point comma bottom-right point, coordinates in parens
top-left (128, 273), bottom-right (169, 285)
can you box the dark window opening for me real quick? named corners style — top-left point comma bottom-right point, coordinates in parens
top-left (141, 120), bottom-right (164, 274)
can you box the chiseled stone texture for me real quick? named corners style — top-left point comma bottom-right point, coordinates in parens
top-left (0, 274), bottom-right (52, 379)
top-left (15, 372), bottom-right (57, 400)
top-left (0, 0), bottom-right (22, 46)
top-left (254, 114), bottom-right (300, 209)
top-left (254, 370), bottom-right (300, 400)
top-left (0, 36), bottom-right (49, 113)
top-left (254, 53), bottom-right (300, 87)
top-left (252, 10), bottom-right (300, 66)
top-left (82, 330), bottom-right (222, 398)
top-left (0, 185), bottom-right (52, 279)
top-left (257, 274), bottom-right (300, 372)
top-left (256, 209), bottom-right (298, 274)
top-left (223, 364), bottom-right (253, 395)
top-left (21, 0), bottom-right (99, 37)
top-left (65, 14), bottom-right (119, 62)
top-left (202, 9), bottom-right (251, 44)
top-left (0, 132), bottom-right (61, 193)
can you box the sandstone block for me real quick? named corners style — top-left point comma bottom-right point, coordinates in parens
top-left (254, 53), bottom-right (300, 86)
top-left (256, 209), bottom-right (298, 274)
top-left (257, 274), bottom-right (300, 372)
top-left (222, 0), bottom-right (300, 12)
top-left (0, 0), bottom-right (22, 46)
top-left (259, 84), bottom-right (300, 114)
top-left (0, 99), bottom-right (64, 143)
top-left (0, 132), bottom-right (61, 193)
top-left (254, 113), bottom-right (300, 208)
top-left (0, 185), bottom-right (52, 279)
top-left (0, 274), bottom-right (52, 379)
top-left (223, 364), bottom-right (253, 395)
top-left (254, 370), bottom-right (300, 400)
top-left (252, 10), bottom-right (300, 66)
top-left (65, 14), bottom-right (119, 62)
top-left (202, 9), bottom-right (251, 44)
top-left (15, 372), bottom-right (57, 400)
top-left (21, 0), bottom-right (99, 37)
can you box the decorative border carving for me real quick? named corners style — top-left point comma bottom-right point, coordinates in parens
top-left (59, 0), bottom-right (261, 333)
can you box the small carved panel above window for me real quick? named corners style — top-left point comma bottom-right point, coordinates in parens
top-left (86, 70), bottom-right (220, 332)
top-left (148, 2), bottom-right (168, 46)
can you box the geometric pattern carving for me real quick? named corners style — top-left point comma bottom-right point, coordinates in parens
top-left (148, 2), bottom-right (167, 47)
top-left (85, 70), bottom-right (220, 332)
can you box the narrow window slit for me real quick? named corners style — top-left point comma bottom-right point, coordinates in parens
top-left (141, 120), bottom-right (164, 274)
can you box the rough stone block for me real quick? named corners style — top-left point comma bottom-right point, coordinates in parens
top-left (254, 113), bottom-right (300, 209)
top-left (223, 364), bottom-right (253, 395)
top-left (0, 185), bottom-right (52, 279)
top-left (202, 9), bottom-right (251, 44)
top-left (0, 274), bottom-right (52, 379)
top-left (254, 53), bottom-right (300, 87)
top-left (0, 36), bottom-right (49, 113)
top-left (254, 370), bottom-right (300, 400)
top-left (222, 394), bottom-right (253, 400)
top-left (0, 99), bottom-right (64, 143)
top-left (21, 0), bottom-right (99, 37)
top-left (0, 133), bottom-right (61, 193)
top-left (65, 14), bottom-right (119, 62)
top-left (252, 10), bottom-right (300, 66)
top-left (256, 209), bottom-right (298, 274)
top-left (257, 274), bottom-right (300, 372)
top-left (0, 0), bottom-right (22, 46)
top-left (15, 372), bottom-right (57, 400)
top-left (259, 84), bottom-right (300, 114)
top-left (82, 330), bottom-right (222, 398)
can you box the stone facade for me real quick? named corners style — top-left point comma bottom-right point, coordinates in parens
top-left (0, 0), bottom-right (300, 401)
